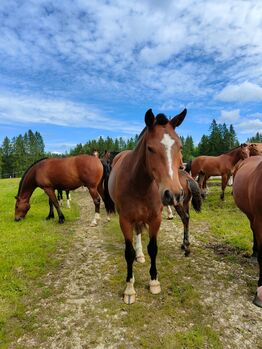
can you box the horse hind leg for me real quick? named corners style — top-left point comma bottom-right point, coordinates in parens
top-left (175, 204), bottom-right (190, 256)
top-left (66, 190), bottom-right (70, 208)
top-left (88, 187), bottom-right (101, 227)
top-left (166, 205), bottom-right (174, 219)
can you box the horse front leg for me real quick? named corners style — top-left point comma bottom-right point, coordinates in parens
top-left (44, 188), bottom-right (65, 223)
top-left (198, 172), bottom-right (206, 199)
top-left (120, 217), bottom-right (136, 304)
top-left (252, 220), bottom-right (262, 308)
top-left (175, 204), bottom-right (190, 256)
top-left (88, 187), bottom-right (101, 227)
top-left (134, 232), bottom-right (145, 263)
top-left (46, 198), bottom-right (55, 220)
top-left (220, 173), bottom-right (230, 200)
top-left (148, 216), bottom-right (161, 295)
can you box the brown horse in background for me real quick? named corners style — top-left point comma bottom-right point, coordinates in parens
top-left (190, 144), bottom-right (250, 199)
top-left (15, 155), bottom-right (113, 225)
top-left (233, 156), bottom-right (262, 308)
top-left (108, 108), bottom-right (187, 304)
top-left (166, 170), bottom-right (202, 256)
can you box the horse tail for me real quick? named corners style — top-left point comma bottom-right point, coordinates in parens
top-left (101, 160), bottom-right (115, 214)
top-left (187, 178), bottom-right (202, 212)
top-left (185, 160), bottom-right (192, 173)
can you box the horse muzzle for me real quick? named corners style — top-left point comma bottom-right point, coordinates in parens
top-left (14, 217), bottom-right (23, 222)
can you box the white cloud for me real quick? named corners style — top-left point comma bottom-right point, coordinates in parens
top-left (219, 109), bottom-right (240, 123)
top-left (237, 118), bottom-right (262, 134)
top-left (216, 82), bottom-right (262, 102)
top-left (0, 93), bottom-right (142, 134)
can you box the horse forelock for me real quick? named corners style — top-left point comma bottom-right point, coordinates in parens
top-left (155, 113), bottom-right (169, 125)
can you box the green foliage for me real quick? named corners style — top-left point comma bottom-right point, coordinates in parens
top-left (247, 132), bottom-right (262, 143)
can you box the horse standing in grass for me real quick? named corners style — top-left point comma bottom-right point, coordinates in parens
top-left (166, 170), bottom-right (202, 256)
top-left (108, 108), bottom-right (187, 304)
top-left (189, 144), bottom-right (250, 200)
top-left (233, 156), bottom-right (262, 308)
top-left (15, 155), bottom-right (113, 226)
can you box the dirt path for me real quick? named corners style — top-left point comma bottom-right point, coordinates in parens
top-left (11, 190), bottom-right (262, 349)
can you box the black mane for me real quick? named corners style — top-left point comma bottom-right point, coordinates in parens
top-left (17, 158), bottom-right (48, 196)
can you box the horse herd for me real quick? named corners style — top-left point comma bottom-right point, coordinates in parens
top-left (14, 108), bottom-right (262, 308)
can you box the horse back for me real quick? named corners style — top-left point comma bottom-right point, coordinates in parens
top-left (35, 155), bottom-right (103, 189)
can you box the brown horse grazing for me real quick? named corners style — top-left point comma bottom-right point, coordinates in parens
top-left (190, 144), bottom-right (250, 200)
top-left (166, 170), bottom-right (202, 256)
top-left (15, 155), bottom-right (113, 225)
top-left (233, 156), bottom-right (262, 308)
top-left (108, 108), bottom-right (187, 304)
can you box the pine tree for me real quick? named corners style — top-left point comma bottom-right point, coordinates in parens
top-left (247, 132), bottom-right (262, 143)
top-left (1, 136), bottom-right (14, 178)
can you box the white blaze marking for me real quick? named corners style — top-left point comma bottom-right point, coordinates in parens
top-left (161, 133), bottom-right (175, 178)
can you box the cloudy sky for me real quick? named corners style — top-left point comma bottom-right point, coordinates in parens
top-left (0, 0), bottom-right (262, 153)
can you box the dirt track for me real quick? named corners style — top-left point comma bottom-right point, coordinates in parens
top-left (11, 190), bottom-right (262, 349)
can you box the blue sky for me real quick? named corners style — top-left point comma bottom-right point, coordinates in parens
top-left (0, 0), bottom-right (262, 153)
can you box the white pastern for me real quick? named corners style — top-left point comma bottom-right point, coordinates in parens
top-left (161, 133), bottom-right (175, 178)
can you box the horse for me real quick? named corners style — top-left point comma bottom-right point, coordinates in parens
top-left (108, 108), bottom-right (187, 304)
top-left (57, 189), bottom-right (71, 208)
top-left (166, 170), bottom-right (202, 256)
top-left (233, 156), bottom-right (262, 308)
top-left (189, 144), bottom-right (250, 200)
top-left (15, 155), bottom-right (113, 226)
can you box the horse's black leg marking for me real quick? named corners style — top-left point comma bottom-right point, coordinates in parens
top-left (46, 198), bottom-right (55, 220)
top-left (252, 232), bottom-right (258, 258)
top-left (125, 239), bottom-right (136, 282)
top-left (147, 237), bottom-right (158, 280)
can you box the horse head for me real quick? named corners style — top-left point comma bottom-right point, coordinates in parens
top-left (240, 143), bottom-right (250, 159)
top-left (144, 108), bottom-right (187, 206)
top-left (14, 196), bottom-right (30, 221)
top-left (249, 143), bottom-right (261, 156)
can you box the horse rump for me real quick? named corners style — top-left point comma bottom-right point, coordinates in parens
top-left (187, 178), bottom-right (202, 212)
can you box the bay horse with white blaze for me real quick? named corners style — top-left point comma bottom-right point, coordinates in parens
top-left (15, 155), bottom-right (113, 226)
top-left (233, 156), bottom-right (262, 308)
top-left (108, 108), bottom-right (187, 304)
top-left (190, 144), bottom-right (250, 199)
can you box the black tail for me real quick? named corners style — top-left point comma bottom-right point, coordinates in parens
top-left (101, 160), bottom-right (115, 214)
top-left (187, 178), bottom-right (202, 212)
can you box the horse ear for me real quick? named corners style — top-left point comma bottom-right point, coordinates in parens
top-left (145, 109), bottom-right (155, 128)
top-left (170, 108), bottom-right (187, 128)
top-left (241, 143), bottom-right (247, 148)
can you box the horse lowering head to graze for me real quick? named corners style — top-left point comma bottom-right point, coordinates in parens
top-left (190, 143), bottom-right (250, 200)
top-left (233, 156), bottom-right (262, 308)
top-left (15, 155), bottom-right (113, 226)
top-left (108, 108), bottom-right (187, 304)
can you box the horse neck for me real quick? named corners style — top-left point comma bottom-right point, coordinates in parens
top-left (130, 136), bottom-right (153, 188)
top-left (18, 168), bottom-right (37, 201)
top-left (224, 147), bottom-right (245, 166)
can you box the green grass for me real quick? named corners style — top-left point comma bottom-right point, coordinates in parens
top-left (191, 185), bottom-right (252, 253)
top-left (0, 178), bottom-right (79, 347)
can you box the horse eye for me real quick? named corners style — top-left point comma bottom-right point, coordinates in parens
top-left (148, 146), bottom-right (155, 153)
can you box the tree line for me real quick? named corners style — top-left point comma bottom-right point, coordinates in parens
top-left (0, 122), bottom-right (261, 178)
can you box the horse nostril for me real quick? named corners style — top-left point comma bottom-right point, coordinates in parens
top-left (163, 190), bottom-right (174, 205)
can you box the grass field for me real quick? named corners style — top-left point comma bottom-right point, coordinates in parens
top-left (0, 178), bottom-right (79, 347)
top-left (0, 178), bottom-right (259, 348)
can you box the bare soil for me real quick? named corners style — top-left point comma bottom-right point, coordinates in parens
top-left (10, 189), bottom-right (262, 349)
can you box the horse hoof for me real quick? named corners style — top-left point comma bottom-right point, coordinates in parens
top-left (123, 293), bottom-right (136, 304)
top-left (184, 249), bottom-right (191, 257)
top-left (107, 216), bottom-right (111, 222)
top-left (167, 216), bottom-right (174, 220)
top-left (58, 219), bottom-right (65, 224)
top-left (90, 221), bottom-right (97, 227)
top-left (136, 255), bottom-right (145, 263)
top-left (181, 244), bottom-right (185, 250)
top-left (149, 280), bottom-right (161, 295)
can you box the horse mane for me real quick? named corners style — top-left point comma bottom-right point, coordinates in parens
top-left (223, 144), bottom-right (247, 155)
top-left (17, 158), bottom-right (48, 196)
